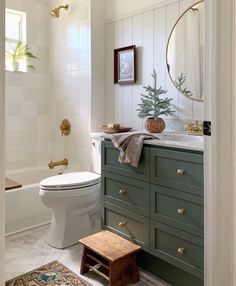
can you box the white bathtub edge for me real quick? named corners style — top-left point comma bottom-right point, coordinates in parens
top-left (5, 221), bottom-right (51, 237)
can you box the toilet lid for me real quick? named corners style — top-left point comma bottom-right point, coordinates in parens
top-left (40, 172), bottom-right (101, 190)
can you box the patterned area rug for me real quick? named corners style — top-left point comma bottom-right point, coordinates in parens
top-left (5, 260), bottom-right (92, 286)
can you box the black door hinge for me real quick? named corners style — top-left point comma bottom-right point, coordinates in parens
top-left (203, 121), bottom-right (211, 136)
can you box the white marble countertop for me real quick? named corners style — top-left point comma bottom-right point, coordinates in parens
top-left (91, 131), bottom-right (204, 152)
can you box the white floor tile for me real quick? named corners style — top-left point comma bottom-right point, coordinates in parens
top-left (5, 225), bottom-right (170, 286)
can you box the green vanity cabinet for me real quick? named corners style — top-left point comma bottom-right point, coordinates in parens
top-left (101, 140), bottom-right (204, 286)
top-left (150, 220), bottom-right (204, 279)
top-left (150, 184), bottom-right (204, 236)
top-left (150, 148), bottom-right (203, 196)
top-left (102, 171), bottom-right (149, 216)
top-left (103, 202), bottom-right (149, 249)
top-left (102, 141), bottom-right (149, 181)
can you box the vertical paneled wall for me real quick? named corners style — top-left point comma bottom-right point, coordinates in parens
top-left (105, 0), bottom-right (204, 130)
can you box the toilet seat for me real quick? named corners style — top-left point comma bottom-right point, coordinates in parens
top-left (40, 172), bottom-right (101, 191)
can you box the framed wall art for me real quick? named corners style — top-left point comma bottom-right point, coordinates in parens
top-left (114, 45), bottom-right (136, 85)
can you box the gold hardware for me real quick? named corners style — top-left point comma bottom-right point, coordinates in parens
top-left (184, 120), bottom-right (203, 136)
top-left (177, 169), bottom-right (185, 175)
top-left (50, 4), bottom-right (69, 18)
top-left (178, 208), bottom-right (185, 215)
top-left (118, 189), bottom-right (126, 195)
top-left (48, 158), bottom-right (68, 169)
top-left (177, 247), bottom-right (185, 255)
top-left (118, 221), bottom-right (126, 227)
top-left (60, 119), bottom-right (71, 136)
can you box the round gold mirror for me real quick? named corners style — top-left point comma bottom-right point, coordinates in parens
top-left (166, 1), bottom-right (205, 102)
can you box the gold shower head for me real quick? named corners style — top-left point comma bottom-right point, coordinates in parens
top-left (50, 4), bottom-right (69, 18)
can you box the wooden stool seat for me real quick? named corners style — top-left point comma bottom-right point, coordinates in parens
top-left (79, 230), bottom-right (141, 286)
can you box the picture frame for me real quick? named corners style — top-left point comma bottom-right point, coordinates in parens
top-left (114, 45), bottom-right (136, 85)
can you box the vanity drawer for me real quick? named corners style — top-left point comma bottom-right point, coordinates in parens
top-left (150, 148), bottom-right (203, 195)
top-left (150, 184), bottom-right (203, 236)
top-left (103, 172), bottom-right (149, 216)
top-left (150, 220), bottom-right (203, 279)
top-left (102, 141), bottom-right (149, 181)
top-left (103, 202), bottom-right (149, 249)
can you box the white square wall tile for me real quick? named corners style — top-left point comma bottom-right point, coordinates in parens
top-left (23, 87), bottom-right (38, 101)
top-left (21, 73), bottom-right (37, 88)
top-left (23, 117), bottom-right (37, 131)
top-left (6, 116), bottom-right (23, 131)
top-left (37, 143), bottom-right (50, 166)
top-left (23, 130), bottom-right (37, 144)
top-left (6, 72), bottom-right (23, 87)
top-left (6, 131), bottom-right (24, 146)
top-left (37, 101), bottom-right (50, 115)
top-left (49, 143), bottom-right (64, 161)
top-left (6, 87), bottom-right (23, 101)
top-left (7, 102), bottom-right (23, 116)
top-left (23, 102), bottom-right (37, 117)
top-left (23, 144), bottom-right (37, 161)
top-left (79, 22), bottom-right (89, 38)
top-left (37, 32), bottom-right (50, 47)
top-left (6, 146), bottom-right (25, 162)
top-left (67, 25), bottom-right (80, 42)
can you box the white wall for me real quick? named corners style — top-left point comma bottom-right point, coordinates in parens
top-left (105, 0), bottom-right (175, 22)
top-left (5, 0), bottom-right (94, 172)
top-left (105, 0), bottom-right (204, 131)
top-left (91, 0), bottom-right (106, 131)
top-left (49, 0), bottom-right (92, 171)
top-left (0, 0), bottom-right (5, 284)
top-left (5, 0), bottom-right (51, 170)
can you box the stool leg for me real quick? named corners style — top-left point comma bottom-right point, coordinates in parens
top-left (80, 247), bottom-right (96, 275)
top-left (109, 261), bottom-right (123, 286)
top-left (109, 255), bottom-right (140, 286)
top-left (129, 254), bottom-right (140, 284)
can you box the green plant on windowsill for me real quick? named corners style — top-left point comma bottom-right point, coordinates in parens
top-left (5, 41), bottom-right (38, 72)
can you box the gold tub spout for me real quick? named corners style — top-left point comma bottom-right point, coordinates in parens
top-left (48, 158), bottom-right (68, 169)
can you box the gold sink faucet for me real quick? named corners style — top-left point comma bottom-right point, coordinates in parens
top-left (48, 158), bottom-right (68, 169)
top-left (184, 120), bottom-right (203, 136)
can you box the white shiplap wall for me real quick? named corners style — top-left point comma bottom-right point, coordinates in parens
top-left (105, 0), bottom-right (204, 130)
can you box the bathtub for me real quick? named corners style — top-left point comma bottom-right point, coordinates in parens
top-left (5, 167), bottom-right (71, 236)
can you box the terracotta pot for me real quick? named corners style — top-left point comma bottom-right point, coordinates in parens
top-left (144, 117), bottom-right (166, 133)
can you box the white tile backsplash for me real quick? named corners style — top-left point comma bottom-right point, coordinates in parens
top-left (47, 0), bottom-right (91, 169)
top-left (5, 0), bottom-right (51, 170)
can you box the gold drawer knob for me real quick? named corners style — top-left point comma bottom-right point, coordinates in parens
top-left (177, 169), bottom-right (185, 175)
top-left (178, 208), bottom-right (185, 215)
top-left (118, 189), bottom-right (126, 195)
top-left (177, 247), bottom-right (185, 255)
top-left (118, 221), bottom-right (126, 227)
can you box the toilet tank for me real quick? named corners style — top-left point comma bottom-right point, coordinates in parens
top-left (91, 135), bottom-right (102, 175)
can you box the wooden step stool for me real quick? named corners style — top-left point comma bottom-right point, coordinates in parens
top-left (79, 230), bottom-right (141, 286)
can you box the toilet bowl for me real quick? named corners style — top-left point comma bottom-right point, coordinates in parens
top-left (39, 171), bottom-right (101, 249)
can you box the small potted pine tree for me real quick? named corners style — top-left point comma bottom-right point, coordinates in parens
top-left (137, 70), bottom-right (175, 133)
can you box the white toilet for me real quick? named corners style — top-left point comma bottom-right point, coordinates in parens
top-left (39, 137), bottom-right (102, 249)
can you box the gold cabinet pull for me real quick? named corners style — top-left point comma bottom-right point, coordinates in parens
top-left (177, 247), bottom-right (185, 255)
top-left (177, 169), bottom-right (185, 175)
top-left (118, 221), bottom-right (126, 227)
top-left (177, 208), bottom-right (185, 215)
top-left (118, 189), bottom-right (126, 195)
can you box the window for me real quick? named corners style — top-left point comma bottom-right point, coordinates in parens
top-left (5, 9), bottom-right (26, 72)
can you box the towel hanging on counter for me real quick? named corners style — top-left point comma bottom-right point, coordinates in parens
top-left (111, 132), bottom-right (157, 168)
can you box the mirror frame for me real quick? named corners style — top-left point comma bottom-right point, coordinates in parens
top-left (166, 0), bottom-right (205, 102)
